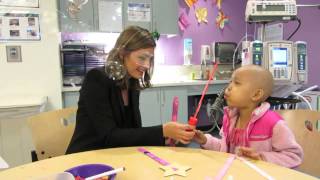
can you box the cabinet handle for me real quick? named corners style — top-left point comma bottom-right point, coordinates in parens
top-left (157, 91), bottom-right (160, 103)
top-left (61, 48), bottom-right (88, 52)
top-left (162, 91), bottom-right (165, 105)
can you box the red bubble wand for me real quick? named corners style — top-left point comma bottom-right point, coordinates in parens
top-left (188, 63), bottom-right (219, 126)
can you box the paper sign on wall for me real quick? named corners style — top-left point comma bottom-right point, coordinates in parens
top-left (98, 1), bottom-right (122, 32)
top-left (257, 23), bottom-right (283, 41)
top-left (0, 12), bottom-right (40, 41)
top-left (127, 3), bottom-right (151, 22)
top-left (0, 0), bottom-right (39, 8)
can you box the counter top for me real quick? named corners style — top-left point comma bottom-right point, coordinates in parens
top-left (0, 96), bottom-right (47, 109)
top-left (151, 79), bottom-right (229, 87)
top-left (62, 79), bottom-right (229, 92)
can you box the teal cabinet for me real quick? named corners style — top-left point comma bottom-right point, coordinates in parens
top-left (61, 82), bottom-right (228, 127)
top-left (139, 87), bottom-right (188, 127)
top-left (58, 0), bottom-right (95, 32)
top-left (62, 91), bottom-right (79, 108)
top-left (94, 0), bottom-right (123, 32)
top-left (152, 0), bottom-right (179, 34)
top-left (123, 0), bottom-right (179, 34)
top-left (58, 0), bottom-right (178, 34)
top-left (139, 88), bottom-right (161, 127)
top-left (123, 0), bottom-right (152, 31)
top-left (160, 87), bottom-right (188, 124)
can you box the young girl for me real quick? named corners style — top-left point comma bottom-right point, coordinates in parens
top-left (193, 65), bottom-right (303, 168)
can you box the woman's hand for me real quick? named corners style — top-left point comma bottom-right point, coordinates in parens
top-left (236, 146), bottom-right (262, 160)
top-left (162, 122), bottom-right (195, 144)
top-left (193, 130), bottom-right (207, 145)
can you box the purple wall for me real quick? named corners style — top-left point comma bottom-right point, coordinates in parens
top-left (62, 0), bottom-right (319, 86)
top-left (158, 0), bottom-right (251, 65)
top-left (160, 0), bottom-right (319, 86)
top-left (283, 0), bottom-right (320, 86)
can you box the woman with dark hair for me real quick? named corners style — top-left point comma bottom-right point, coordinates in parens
top-left (66, 26), bottom-right (195, 154)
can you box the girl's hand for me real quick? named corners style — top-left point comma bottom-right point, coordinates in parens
top-left (193, 130), bottom-right (207, 145)
top-left (236, 146), bottom-right (262, 160)
top-left (162, 122), bottom-right (195, 144)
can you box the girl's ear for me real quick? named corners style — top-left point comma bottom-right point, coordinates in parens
top-left (251, 88), bottom-right (264, 102)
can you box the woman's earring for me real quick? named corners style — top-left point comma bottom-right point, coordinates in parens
top-left (105, 60), bottom-right (126, 80)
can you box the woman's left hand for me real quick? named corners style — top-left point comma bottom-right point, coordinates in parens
top-left (236, 146), bottom-right (262, 160)
top-left (162, 122), bottom-right (195, 144)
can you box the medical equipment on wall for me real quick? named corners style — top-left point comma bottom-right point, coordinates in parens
top-left (241, 40), bottom-right (264, 66)
top-left (212, 42), bottom-right (238, 64)
top-left (245, 0), bottom-right (297, 23)
top-left (295, 41), bottom-right (307, 82)
top-left (241, 40), bottom-right (307, 84)
top-left (265, 41), bottom-right (294, 82)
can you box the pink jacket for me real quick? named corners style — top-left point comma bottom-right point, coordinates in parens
top-left (202, 102), bottom-right (303, 168)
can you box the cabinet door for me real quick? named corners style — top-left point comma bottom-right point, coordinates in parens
top-left (63, 92), bottom-right (79, 108)
top-left (123, 0), bottom-right (152, 31)
top-left (0, 107), bottom-right (38, 167)
top-left (160, 87), bottom-right (188, 124)
top-left (152, 0), bottom-right (178, 34)
top-left (139, 88), bottom-right (162, 127)
top-left (94, 0), bottom-right (123, 32)
top-left (58, 0), bottom-right (95, 32)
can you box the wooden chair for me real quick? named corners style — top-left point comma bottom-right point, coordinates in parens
top-left (277, 110), bottom-right (320, 177)
top-left (27, 107), bottom-right (77, 161)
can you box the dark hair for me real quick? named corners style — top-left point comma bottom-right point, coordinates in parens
top-left (106, 26), bottom-right (156, 90)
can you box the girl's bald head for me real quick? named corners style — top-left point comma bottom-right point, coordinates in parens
top-left (235, 65), bottom-right (274, 101)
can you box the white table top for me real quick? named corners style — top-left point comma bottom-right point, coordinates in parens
top-left (0, 147), bottom-right (316, 180)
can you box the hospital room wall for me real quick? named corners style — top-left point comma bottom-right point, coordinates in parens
top-left (0, 1), bottom-right (62, 110)
top-left (283, 0), bottom-right (320, 86)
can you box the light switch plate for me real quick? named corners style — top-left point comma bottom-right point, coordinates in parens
top-left (6, 45), bottom-right (22, 62)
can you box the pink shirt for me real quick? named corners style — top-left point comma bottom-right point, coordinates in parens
top-left (201, 102), bottom-right (303, 168)
top-left (228, 128), bottom-right (246, 153)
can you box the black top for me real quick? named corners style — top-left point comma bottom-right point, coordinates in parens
top-left (66, 67), bottom-right (165, 154)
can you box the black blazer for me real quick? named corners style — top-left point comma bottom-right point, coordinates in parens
top-left (66, 68), bottom-right (164, 154)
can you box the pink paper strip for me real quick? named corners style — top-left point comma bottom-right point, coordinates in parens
top-left (214, 155), bottom-right (236, 180)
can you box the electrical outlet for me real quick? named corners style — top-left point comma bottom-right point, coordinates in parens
top-left (6, 45), bottom-right (22, 62)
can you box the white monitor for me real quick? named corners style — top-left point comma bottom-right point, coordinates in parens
top-left (272, 47), bottom-right (288, 67)
top-left (245, 0), bottom-right (297, 22)
top-left (265, 41), bottom-right (293, 82)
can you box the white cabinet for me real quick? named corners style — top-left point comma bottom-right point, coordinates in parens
top-left (0, 96), bottom-right (47, 167)
top-left (140, 87), bottom-right (188, 127)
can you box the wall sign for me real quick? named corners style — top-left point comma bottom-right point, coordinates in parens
top-left (0, 0), bottom-right (39, 8)
top-left (0, 12), bottom-right (40, 41)
top-left (127, 3), bottom-right (151, 22)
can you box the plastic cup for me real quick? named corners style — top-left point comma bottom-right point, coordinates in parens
top-left (65, 164), bottom-right (116, 180)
